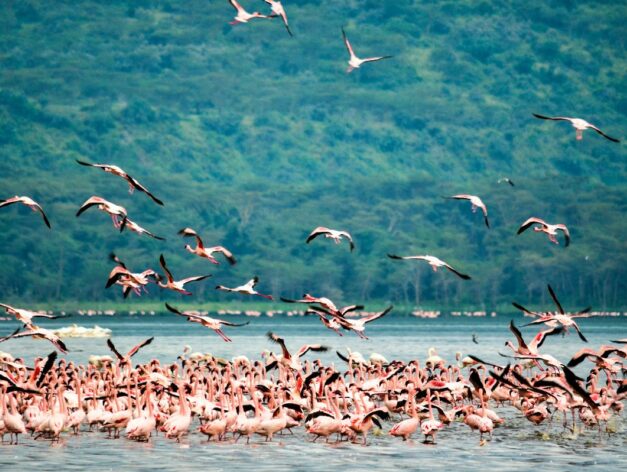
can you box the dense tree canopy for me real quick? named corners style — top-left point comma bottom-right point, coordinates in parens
top-left (0, 0), bottom-right (625, 310)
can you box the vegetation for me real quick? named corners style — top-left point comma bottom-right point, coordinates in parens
top-left (0, 0), bottom-right (625, 310)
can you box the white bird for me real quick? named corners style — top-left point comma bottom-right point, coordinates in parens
top-left (216, 276), bottom-right (273, 300)
top-left (532, 114), bottom-right (619, 143)
top-left (342, 27), bottom-right (392, 73)
top-left (157, 254), bottom-right (211, 295)
top-left (228, 0), bottom-right (273, 25)
top-left (76, 160), bottom-right (163, 205)
top-left (178, 228), bottom-right (236, 265)
top-left (306, 226), bottom-right (355, 251)
top-left (517, 217), bottom-right (570, 247)
top-left (497, 177), bottom-right (515, 187)
top-left (388, 254), bottom-right (471, 280)
top-left (0, 325), bottom-right (68, 353)
top-left (0, 196), bottom-right (51, 228)
top-left (76, 196), bottom-right (128, 229)
top-left (446, 194), bottom-right (490, 228)
top-left (122, 217), bottom-right (165, 240)
top-left (0, 303), bottom-right (67, 325)
top-left (264, 0), bottom-right (292, 36)
top-left (165, 303), bottom-right (249, 342)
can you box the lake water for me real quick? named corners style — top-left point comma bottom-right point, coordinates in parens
top-left (0, 312), bottom-right (626, 471)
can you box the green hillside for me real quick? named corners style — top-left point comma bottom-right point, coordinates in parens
top-left (0, 0), bottom-right (625, 310)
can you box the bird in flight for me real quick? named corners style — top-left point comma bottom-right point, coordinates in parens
top-left (388, 254), bottom-right (471, 280)
top-left (178, 228), bottom-right (236, 265)
top-left (445, 194), bottom-right (490, 228)
top-left (306, 226), bottom-right (355, 251)
top-left (342, 27), bottom-right (392, 73)
top-left (0, 196), bottom-right (51, 228)
top-left (532, 114), bottom-right (620, 143)
top-left (76, 160), bottom-right (163, 205)
top-left (517, 217), bottom-right (570, 247)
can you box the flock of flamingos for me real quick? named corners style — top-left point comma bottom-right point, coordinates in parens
top-left (0, 0), bottom-right (625, 450)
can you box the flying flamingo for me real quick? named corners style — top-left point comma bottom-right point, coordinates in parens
top-left (0, 326), bottom-right (68, 353)
top-left (0, 303), bottom-right (68, 325)
top-left (264, 0), bottom-right (292, 36)
top-left (266, 332), bottom-right (328, 371)
top-left (532, 114), bottom-right (620, 142)
top-left (76, 196), bottom-right (128, 230)
top-left (517, 217), bottom-right (571, 247)
top-left (0, 196), bottom-right (51, 228)
top-left (178, 228), bottom-right (236, 265)
top-left (228, 0), bottom-right (273, 25)
top-left (157, 254), bottom-right (212, 295)
top-left (216, 276), bottom-right (273, 300)
top-left (342, 27), bottom-right (392, 73)
top-left (76, 159), bottom-right (163, 204)
top-left (106, 337), bottom-right (154, 366)
top-left (306, 226), bottom-right (355, 251)
top-left (121, 217), bottom-right (165, 240)
top-left (387, 254), bottom-right (471, 280)
top-left (445, 194), bottom-right (490, 228)
top-left (165, 303), bottom-right (249, 342)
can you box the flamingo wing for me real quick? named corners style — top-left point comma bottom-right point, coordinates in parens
top-left (443, 263), bottom-right (471, 280)
top-left (555, 225), bottom-right (570, 247)
top-left (586, 124), bottom-right (620, 143)
top-left (517, 217), bottom-right (547, 234)
top-left (159, 254), bottom-right (175, 283)
top-left (547, 285), bottom-right (565, 314)
top-left (362, 305), bottom-right (394, 324)
top-left (341, 28), bottom-right (355, 58)
top-left (306, 227), bottom-right (330, 244)
top-left (127, 337), bottom-right (154, 358)
top-left (532, 113), bottom-right (573, 122)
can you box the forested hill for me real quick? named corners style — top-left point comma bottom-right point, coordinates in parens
top-left (0, 0), bottom-right (625, 309)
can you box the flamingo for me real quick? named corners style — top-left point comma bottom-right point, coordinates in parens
top-left (76, 196), bottom-right (128, 230)
top-left (264, 0), bottom-right (292, 36)
top-left (163, 385), bottom-right (192, 442)
top-left (266, 332), bottom-right (328, 371)
top-left (106, 337), bottom-right (154, 366)
top-left (387, 254), bottom-right (471, 280)
top-left (342, 27), bottom-right (392, 73)
top-left (178, 228), bottom-right (236, 265)
top-left (498, 177), bottom-right (515, 186)
top-left (2, 388), bottom-right (26, 444)
top-left (517, 217), bottom-right (571, 247)
top-left (216, 276), bottom-right (273, 300)
top-left (0, 196), bottom-right (51, 228)
top-left (165, 303), bottom-right (249, 342)
top-left (445, 194), bottom-right (490, 228)
top-left (157, 254), bottom-right (211, 295)
top-left (121, 217), bottom-right (165, 240)
top-left (306, 226), bottom-right (355, 251)
top-left (532, 114), bottom-right (619, 142)
top-left (0, 303), bottom-right (68, 325)
top-left (228, 0), bottom-right (273, 25)
top-left (76, 159), bottom-right (164, 204)
top-left (0, 326), bottom-right (68, 353)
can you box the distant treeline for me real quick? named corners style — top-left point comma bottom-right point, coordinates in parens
top-left (0, 0), bottom-right (625, 309)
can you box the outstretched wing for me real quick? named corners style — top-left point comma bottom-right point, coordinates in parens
top-left (159, 254), bottom-right (174, 282)
top-left (443, 263), bottom-right (471, 280)
top-left (107, 339), bottom-right (124, 360)
top-left (517, 217), bottom-right (547, 234)
top-left (341, 28), bottom-right (355, 58)
top-left (127, 337), bottom-right (154, 358)
top-left (532, 113), bottom-right (572, 122)
top-left (306, 227), bottom-right (330, 244)
top-left (547, 285), bottom-right (564, 314)
top-left (363, 305), bottom-right (394, 324)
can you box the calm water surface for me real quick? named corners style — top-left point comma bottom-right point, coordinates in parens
top-left (0, 313), bottom-right (626, 471)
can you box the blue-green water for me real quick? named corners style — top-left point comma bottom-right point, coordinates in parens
top-left (0, 313), bottom-right (626, 471)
